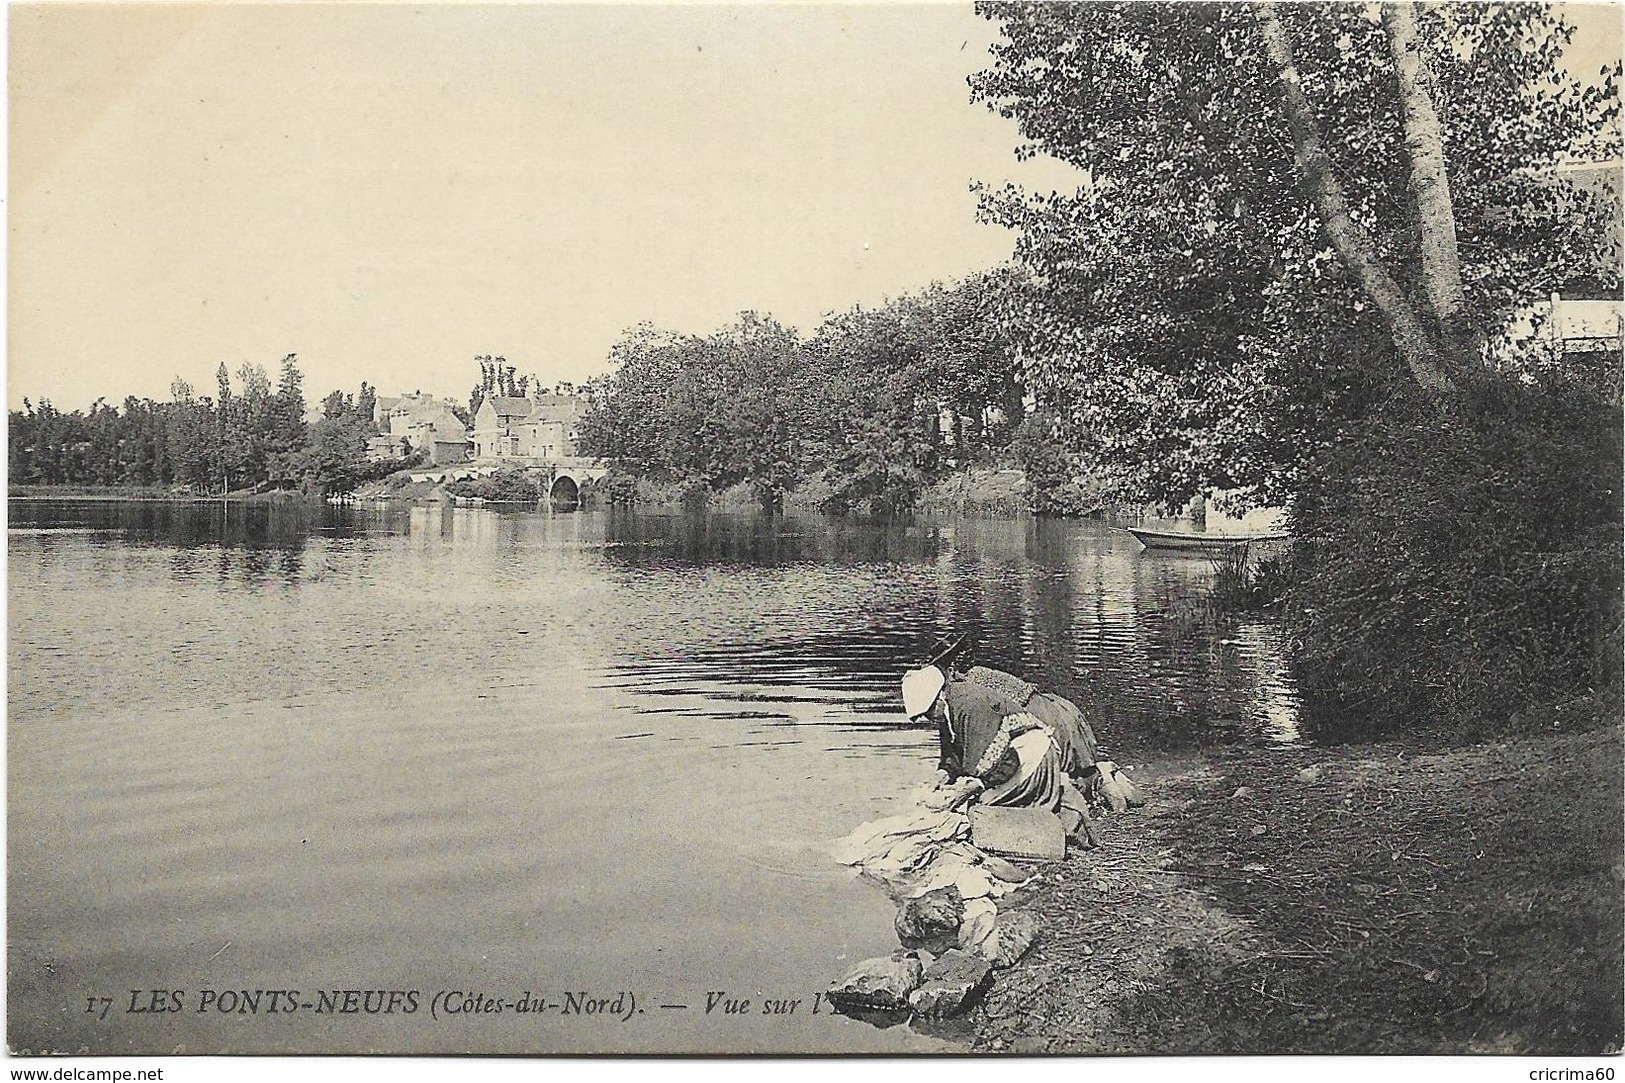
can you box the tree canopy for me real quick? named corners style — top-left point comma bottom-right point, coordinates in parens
top-left (971, 1), bottom-right (1620, 508)
top-left (578, 272), bottom-right (1027, 513)
top-left (9, 358), bottom-right (402, 497)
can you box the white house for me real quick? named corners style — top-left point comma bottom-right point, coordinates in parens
top-left (471, 393), bottom-right (586, 462)
top-left (1489, 159), bottom-right (1622, 398)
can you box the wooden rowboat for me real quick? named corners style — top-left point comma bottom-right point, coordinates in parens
top-left (1124, 526), bottom-right (1289, 553)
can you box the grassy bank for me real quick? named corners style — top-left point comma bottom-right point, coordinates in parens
top-left (916, 467), bottom-right (1031, 518)
top-left (972, 721), bottom-right (1623, 1054)
top-left (584, 465), bottom-right (1048, 517)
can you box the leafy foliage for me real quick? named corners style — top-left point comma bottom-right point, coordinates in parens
top-left (298, 412), bottom-right (368, 497)
top-left (579, 273), bottom-right (1025, 514)
top-left (797, 298), bottom-right (942, 514)
top-left (8, 358), bottom-right (393, 498)
top-left (970, 2), bottom-right (1620, 509)
top-left (1287, 375), bottom-right (1623, 736)
top-left (1010, 407), bottom-right (1115, 516)
top-left (578, 314), bottom-right (803, 507)
top-left (446, 468), bottom-right (541, 503)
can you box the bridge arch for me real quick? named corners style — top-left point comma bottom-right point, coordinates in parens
top-left (549, 474), bottom-right (580, 508)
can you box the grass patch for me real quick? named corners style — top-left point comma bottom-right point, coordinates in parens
top-left (971, 722), bottom-right (1623, 1054)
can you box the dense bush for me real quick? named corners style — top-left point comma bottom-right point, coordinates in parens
top-left (584, 472), bottom-right (642, 508)
top-left (1287, 375), bottom-right (1623, 737)
top-left (446, 469), bottom-right (540, 504)
top-left (1011, 410), bottom-right (1112, 517)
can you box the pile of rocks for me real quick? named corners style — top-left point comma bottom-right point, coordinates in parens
top-left (826, 888), bottom-right (1040, 1020)
top-left (827, 760), bottom-right (1145, 1024)
top-left (827, 944), bottom-right (1003, 1021)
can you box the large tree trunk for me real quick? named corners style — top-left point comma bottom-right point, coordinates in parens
top-left (1382, 0), bottom-right (1475, 364)
top-left (1256, 3), bottom-right (1453, 393)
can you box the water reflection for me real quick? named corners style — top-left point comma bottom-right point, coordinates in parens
top-left (8, 500), bottom-right (415, 588)
top-left (598, 505), bottom-right (945, 568)
top-left (9, 498), bottom-right (1303, 1056)
top-left (589, 509), bottom-right (1302, 754)
top-left (9, 500), bottom-right (1303, 753)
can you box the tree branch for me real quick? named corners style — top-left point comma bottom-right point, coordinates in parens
top-left (1382, 0), bottom-right (1475, 364)
top-left (1255, 2), bottom-right (1452, 392)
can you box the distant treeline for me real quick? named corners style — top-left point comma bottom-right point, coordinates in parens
top-left (578, 269), bottom-right (1066, 514)
top-left (8, 356), bottom-right (411, 496)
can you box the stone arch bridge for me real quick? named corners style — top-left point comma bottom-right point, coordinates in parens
top-left (411, 457), bottom-right (609, 506)
top-left (538, 459), bottom-right (610, 505)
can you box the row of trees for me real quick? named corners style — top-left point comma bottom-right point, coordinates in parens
top-left (466, 357), bottom-right (585, 423)
top-left (585, 2), bottom-right (1620, 732)
top-left (9, 356), bottom-right (396, 496)
top-left (584, 6), bottom-right (1617, 522)
top-left (578, 271), bottom-right (1025, 513)
top-left (468, 356), bottom-right (529, 420)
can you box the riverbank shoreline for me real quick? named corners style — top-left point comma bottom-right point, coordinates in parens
top-left (584, 465), bottom-right (1059, 518)
top-left (11, 468), bottom-right (1160, 523)
top-left (970, 720), bottom-right (1623, 1054)
top-left (8, 485), bottom-right (316, 503)
top-left (8, 470), bottom-right (1047, 518)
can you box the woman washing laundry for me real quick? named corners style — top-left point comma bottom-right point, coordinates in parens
top-left (832, 659), bottom-right (1142, 985)
top-left (832, 658), bottom-right (1141, 973)
top-left (900, 662), bottom-right (1110, 848)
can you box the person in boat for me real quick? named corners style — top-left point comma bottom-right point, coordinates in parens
top-left (901, 662), bottom-right (1103, 846)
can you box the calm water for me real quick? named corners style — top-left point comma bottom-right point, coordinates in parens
top-left (7, 500), bottom-right (1299, 1054)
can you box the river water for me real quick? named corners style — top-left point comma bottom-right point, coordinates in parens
top-left (7, 500), bottom-right (1300, 1055)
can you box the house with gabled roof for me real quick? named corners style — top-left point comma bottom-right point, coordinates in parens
top-left (471, 392), bottom-right (585, 462)
top-left (360, 390), bottom-right (471, 465)
top-left (364, 407), bottom-right (470, 465)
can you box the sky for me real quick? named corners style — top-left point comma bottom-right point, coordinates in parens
top-left (8, 2), bottom-right (1623, 413)
top-left (9, 1), bottom-right (1081, 412)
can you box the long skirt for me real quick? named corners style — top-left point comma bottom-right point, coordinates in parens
top-left (982, 729), bottom-right (1091, 835)
top-left (1023, 691), bottom-right (1099, 777)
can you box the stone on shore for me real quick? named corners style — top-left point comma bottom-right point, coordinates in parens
top-left (908, 949), bottom-right (993, 1018)
top-left (826, 950), bottom-right (925, 1014)
top-left (957, 896), bottom-right (1000, 956)
top-left (1094, 760), bottom-right (1143, 813)
top-left (895, 886), bottom-right (965, 953)
top-left (984, 910), bottom-right (1040, 968)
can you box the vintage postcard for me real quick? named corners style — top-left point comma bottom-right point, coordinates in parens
top-left (8, 1), bottom-right (1622, 1076)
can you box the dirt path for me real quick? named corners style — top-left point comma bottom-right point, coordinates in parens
top-left (971, 723), bottom-right (1623, 1054)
